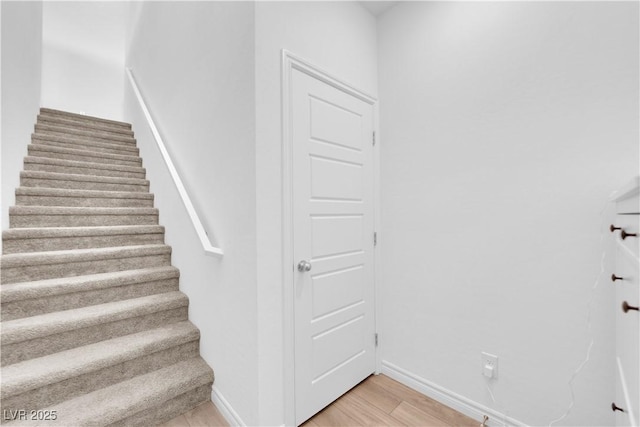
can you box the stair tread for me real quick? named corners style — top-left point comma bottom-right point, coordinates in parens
top-left (33, 133), bottom-right (139, 151)
top-left (1, 266), bottom-right (179, 303)
top-left (4, 357), bottom-right (212, 427)
top-left (33, 130), bottom-right (136, 147)
top-left (21, 170), bottom-right (149, 186)
top-left (28, 144), bottom-right (142, 162)
top-left (1, 321), bottom-right (199, 398)
top-left (23, 156), bottom-right (145, 174)
top-left (2, 224), bottom-right (164, 254)
top-left (15, 187), bottom-right (154, 199)
top-left (35, 123), bottom-right (136, 144)
top-left (9, 206), bottom-right (158, 215)
top-left (3, 224), bottom-right (164, 240)
top-left (40, 108), bottom-right (131, 129)
top-left (38, 115), bottom-right (135, 137)
top-left (1, 243), bottom-right (170, 267)
top-left (9, 207), bottom-right (159, 229)
top-left (1, 291), bottom-right (188, 345)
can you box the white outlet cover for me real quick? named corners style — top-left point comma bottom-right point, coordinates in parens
top-left (481, 352), bottom-right (498, 378)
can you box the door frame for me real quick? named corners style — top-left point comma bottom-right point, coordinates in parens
top-left (281, 49), bottom-right (382, 426)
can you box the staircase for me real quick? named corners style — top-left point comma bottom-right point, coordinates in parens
top-left (0, 108), bottom-right (214, 426)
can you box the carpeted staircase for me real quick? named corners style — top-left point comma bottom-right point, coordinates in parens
top-left (0, 108), bottom-right (215, 426)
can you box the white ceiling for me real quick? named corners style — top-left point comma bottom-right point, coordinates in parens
top-left (360, 1), bottom-right (399, 17)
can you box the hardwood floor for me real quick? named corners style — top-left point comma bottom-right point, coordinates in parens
top-left (159, 402), bottom-right (229, 427)
top-left (161, 374), bottom-right (479, 426)
top-left (303, 374), bottom-right (478, 427)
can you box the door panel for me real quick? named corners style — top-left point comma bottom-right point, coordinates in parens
top-left (311, 216), bottom-right (364, 257)
top-left (292, 68), bottom-right (375, 425)
top-left (310, 157), bottom-right (363, 200)
top-left (312, 314), bottom-right (366, 379)
top-left (309, 97), bottom-right (363, 150)
top-left (312, 266), bottom-right (364, 318)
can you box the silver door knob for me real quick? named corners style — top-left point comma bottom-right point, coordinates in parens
top-left (297, 260), bottom-right (312, 272)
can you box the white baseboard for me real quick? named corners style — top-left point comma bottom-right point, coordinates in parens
top-left (381, 360), bottom-right (525, 427)
top-left (212, 386), bottom-right (246, 426)
top-left (210, 362), bottom-right (523, 426)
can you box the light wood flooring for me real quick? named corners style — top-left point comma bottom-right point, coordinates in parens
top-left (161, 374), bottom-right (479, 426)
top-left (159, 402), bottom-right (229, 427)
top-left (303, 374), bottom-right (478, 427)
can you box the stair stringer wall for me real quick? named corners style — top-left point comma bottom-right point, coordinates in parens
top-left (123, 48), bottom-right (257, 425)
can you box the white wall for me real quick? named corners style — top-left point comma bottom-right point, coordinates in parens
top-left (254, 2), bottom-right (378, 424)
top-left (41, 1), bottom-right (125, 121)
top-left (126, 2), bottom-right (377, 424)
top-left (124, 2), bottom-right (258, 424)
top-left (378, 2), bottom-right (639, 425)
top-left (1, 1), bottom-right (43, 235)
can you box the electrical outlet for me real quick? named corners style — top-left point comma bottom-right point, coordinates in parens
top-left (481, 352), bottom-right (498, 379)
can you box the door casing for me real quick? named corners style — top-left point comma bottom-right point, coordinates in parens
top-left (281, 49), bottom-right (382, 426)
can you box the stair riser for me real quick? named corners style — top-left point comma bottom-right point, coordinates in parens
top-left (34, 124), bottom-right (136, 145)
top-left (23, 160), bottom-right (146, 180)
top-left (28, 146), bottom-right (142, 168)
top-left (1, 252), bottom-right (170, 284)
top-left (3, 231), bottom-right (164, 254)
top-left (33, 132), bottom-right (138, 149)
top-left (39, 110), bottom-right (131, 130)
top-left (32, 140), bottom-right (139, 157)
top-left (1, 307), bottom-right (188, 366)
top-left (1, 277), bottom-right (178, 320)
top-left (21, 177), bottom-right (149, 193)
top-left (10, 213), bottom-right (158, 228)
top-left (15, 194), bottom-right (154, 208)
top-left (2, 341), bottom-right (199, 412)
top-left (38, 116), bottom-right (135, 137)
top-left (112, 384), bottom-right (212, 427)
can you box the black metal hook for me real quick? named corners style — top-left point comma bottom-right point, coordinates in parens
top-left (622, 301), bottom-right (639, 313)
top-left (621, 230), bottom-right (637, 240)
top-left (612, 402), bottom-right (625, 412)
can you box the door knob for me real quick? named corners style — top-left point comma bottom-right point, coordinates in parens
top-left (622, 301), bottom-right (639, 313)
top-left (297, 260), bottom-right (312, 272)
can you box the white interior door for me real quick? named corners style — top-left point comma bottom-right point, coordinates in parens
top-left (291, 67), bottom-right (376, 425)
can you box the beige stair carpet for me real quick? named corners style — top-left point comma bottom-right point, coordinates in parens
top-left (0, 108), bottom-right (214, 426)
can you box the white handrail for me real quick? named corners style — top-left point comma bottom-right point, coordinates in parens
top-left (126, 68), bottom-right (223, 257)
